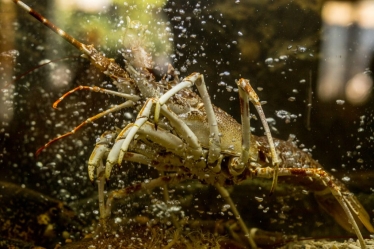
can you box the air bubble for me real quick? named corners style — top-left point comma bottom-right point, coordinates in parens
top-left (254, 197), bottom-right (263, 202)
top-left (336, 99), bottom-right (345, 105)
top-left (222, 204), bottom-right (230, 211)
top-left (342, 176), bottom-right (350, 182)
top-left (298, 46), bottom-right (306, 52)
top-left (180, 66), bottom-right (187, 72)
top-left (0, 49), bottom-right (19, 58)
top-left (265, 58), bottom-right (274, 65)
top-left (276, 110), bottom-right (290, 119)
top-left (219, 71), bottom-right (230, 76)
top-left (226, 86), bottom-right (233, 92)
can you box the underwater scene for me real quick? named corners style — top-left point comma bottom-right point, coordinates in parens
top-left (0, 0), bottom-right (373, 248)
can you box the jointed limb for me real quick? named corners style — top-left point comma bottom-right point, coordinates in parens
top-left (155, 73), bottom-right (222, 166)
top-left (53, 85), bottom-right (140, 108)
top-left (215, 184), bottom-right (257, 249)
top-left (103, 174), bottom-right (188, 219)
top-left (106, 121), bottom-right (190, 180)
top-left (254, 166), bottom-right (371, 249)
top-left (237, 79), bottom-right (281, 193)
top-left (36, 100), bottom-right (135, 156)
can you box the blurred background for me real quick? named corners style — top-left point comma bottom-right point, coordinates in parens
top-left (0, 0), bottom-right (373, 246)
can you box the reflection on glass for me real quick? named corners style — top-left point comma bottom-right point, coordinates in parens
top-left (318, 1), bottom-right (374, 105)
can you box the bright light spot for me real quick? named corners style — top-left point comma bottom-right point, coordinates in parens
top-left (345, 73), bottom-right (373, 105)
top-left (356, 1), bottom-right (374, 28)
top-left (56, 0), bottom-right (111, 12)
top-left (322, 2), bottom-right (354, 26)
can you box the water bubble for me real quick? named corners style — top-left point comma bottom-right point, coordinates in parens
top-left (172, 16), bottom-right (182, 22)
top-left (254, 197), bottom-right (263, 202)
top-left (276, 110), bottom-right (290, 119)
top-left (265, 58), bottom-right (274, 65)
top-left (336, 99), bottom-right (345, 105)
top-left (114, 217), bottom-right (122, 224)
top-left (342, 176), bottom-right (350, 182)
top-left (226, 86), bottom-right (233, 92)
top-left (0, 49), bottom-right (20, 59)
top-left (219, 71), bottom-right (230, 76)
top-left (238, 31), bottom-right (243, 36)
top-left (222, 204), bottom-right (230, 211)
top-left (297, 46), bottom-right (307, 52)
